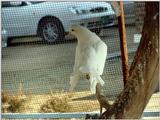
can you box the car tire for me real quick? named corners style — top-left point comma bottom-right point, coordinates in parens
top-left (39, 18), bottom-right (65, 43)
top-left (91, 28), bottom-right (101, 35)
top-left (7, 37), bottom-right (13, 47)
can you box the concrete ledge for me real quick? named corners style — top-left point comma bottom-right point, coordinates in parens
top-left (2, 111), bottom-right (160, 119)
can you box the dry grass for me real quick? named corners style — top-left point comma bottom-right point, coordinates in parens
top-left (31, 90), bottom-right (100, 113)
top-left (2, 82), bottom-right (31, 113)
top-left (40, 90), bottom-right (71, 112)
top-left (2, 91), bottom-right (11, 113)
top-left (2, 90), bottom-right (159, 113)
top-left (2, 90), bottom-right (100, 113)
top-left (2, 92), bottom-right (11, 103)
top-left (2, 92), bottom-right (30, 113)
top-left (8, 95), bottom-right (29, 113)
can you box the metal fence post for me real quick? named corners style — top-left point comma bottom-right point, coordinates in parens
top-left (118, 1), bottom-right (129, 86)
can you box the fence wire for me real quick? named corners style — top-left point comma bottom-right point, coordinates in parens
top-left (1, 1), bottom-right (159, 119)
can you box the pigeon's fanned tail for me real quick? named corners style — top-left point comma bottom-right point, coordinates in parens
top-left (69, 74), bottom-right (80, 91)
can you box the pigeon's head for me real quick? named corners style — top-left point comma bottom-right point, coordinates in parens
top-left (69, 24), bottom-right (91, 37)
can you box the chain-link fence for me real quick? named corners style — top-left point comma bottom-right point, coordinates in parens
top-left (1, 1), bottom-right (159, 119)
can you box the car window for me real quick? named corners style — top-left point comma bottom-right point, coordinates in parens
top-left (30, 1), bottom-right (44, 4)
top-left (2, 1), bottom-right (11, 7)
top-left (2, 1), bottom-right (27, 8)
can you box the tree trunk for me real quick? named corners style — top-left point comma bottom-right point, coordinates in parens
top-left (96, 2), bottom-right (159, 119)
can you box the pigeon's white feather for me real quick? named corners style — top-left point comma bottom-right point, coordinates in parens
top-left (69, 25), bottom-right (107, 94)
top-left (69, 74), bottom-right (80, 91)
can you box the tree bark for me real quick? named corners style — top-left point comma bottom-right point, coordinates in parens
top-left (96, 2), bottom-right (159, 119)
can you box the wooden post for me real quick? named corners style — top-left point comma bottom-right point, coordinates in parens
top-left (118, 1), bottom-right (129, 86)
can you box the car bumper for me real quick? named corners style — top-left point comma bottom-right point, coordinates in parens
top-left (70, 14), bottom-right (115, 30)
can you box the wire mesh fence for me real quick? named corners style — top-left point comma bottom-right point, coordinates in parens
top-left (1, 1), bottom-right (159, 119)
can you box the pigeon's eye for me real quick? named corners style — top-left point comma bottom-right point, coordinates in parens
top-left (71, 29), bottom-right (75, 32)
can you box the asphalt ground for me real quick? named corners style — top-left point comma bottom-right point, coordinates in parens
top-left (2, 25), bottom-right (138, 96)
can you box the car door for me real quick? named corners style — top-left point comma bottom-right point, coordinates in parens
top-left (1, 1), bottom-right (36, 37)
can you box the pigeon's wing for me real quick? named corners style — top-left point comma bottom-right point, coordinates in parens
top-left (79, 40), bottom-right (107, 75)
top-left (69, 74), bottom-right (80, 91)
top-left (79, 44), bottom-right (98, 74)
top-left (72, 45), bottom-right (81, 73)
top-left (94, 41), bottom-right (107, 75)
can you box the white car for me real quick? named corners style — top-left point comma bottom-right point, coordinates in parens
top-left (2, 1), bottom-right (115, 43)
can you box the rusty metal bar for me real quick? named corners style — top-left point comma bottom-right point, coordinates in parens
top-left (118, 1), bottom-right (129, 86)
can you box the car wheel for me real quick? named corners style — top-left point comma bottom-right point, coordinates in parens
top-left (7, 37), bottom-right (13, 46)
top-left (91, 28), bottom-right (101, 35)
top-left (39, 18), bottom-right (65, 43)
